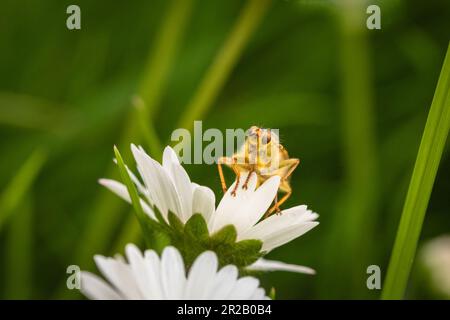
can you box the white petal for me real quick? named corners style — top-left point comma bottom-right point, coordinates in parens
top-left (207, 265), bottom-right (239, 300)
top-left (210, 172), bottom-right (257, 232)
top-left (235, 175), bottom-right (280, 234)
top-left (167, 159), bottom-right (194, 223)
top-left (162, 146), bottom-right (181, 169)
top-left (192, 186), bottom-right (216, 224)
top-left (162, 146), bottom-right (195, 223)
top-left (184, 251), bottom-right (218, 299)
top-left (160, 247), bottom-right (186, 299)
top-left (248, 258), bottom-right (316, 275)
top-left (226, 276), bottom-right (260, 300)
top-left (260, 221), bottom-right (319, 252)
top-left (98, 178), bottom-right (156, 220)
top-left (143, 250), bottom-right (165, 299)
top-left (94, 255), bottom-right (142, 299)
top-left (131, 145), bottom-right (181, 219)
top-left (80, 271), bottom-right (122, 300)
top-left (249, 288), bottom-right (268, 300)
top-left (240, 205), bottom-right (319, 251)
top-left (99, 178), bottom-right (130, 200)
top-left (125, 244), bottom-right (156, 299)
top-left (241, 205), bottom-right (310, 238)
top-left (281, 205), bottom-right (319, 221)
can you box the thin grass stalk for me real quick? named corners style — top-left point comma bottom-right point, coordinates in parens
top-left (5, 198), bottom-right (33, 299)
top-left (0, 148), bottom-right (46, 231)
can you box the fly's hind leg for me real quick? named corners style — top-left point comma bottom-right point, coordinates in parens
top-left (264, 158), bottom-right (299, 218)
top-left (266, 188), bottom-right (292, 218)
top-left (273, 193), bottom-right (282, 213)
top-left (279, 158), bottom-right (300, 181)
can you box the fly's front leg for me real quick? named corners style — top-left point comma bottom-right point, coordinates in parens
top-left (230, 157), bottom-right (240, 197)
top-left (242, 170), bottom-right (254, 190)
top-left (217, 156), bottom-right (232, 193)
top-left (242, 162), bottom-right (255, 190)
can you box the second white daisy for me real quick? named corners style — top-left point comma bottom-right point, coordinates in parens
top-left (81, 244), bottom-right (268, 300)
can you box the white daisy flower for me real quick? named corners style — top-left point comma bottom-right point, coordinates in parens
top-left (81, 244), bottom-right (268, 300)
top-left (100, 144), bottom-right (318, 271)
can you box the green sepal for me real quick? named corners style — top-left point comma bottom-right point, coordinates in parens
top-left (184, 213), bottom-right (209, 241)
top-left (210, 225), bottom-right (237, 244)
top-left (166, 213), bottom-right (263, 270)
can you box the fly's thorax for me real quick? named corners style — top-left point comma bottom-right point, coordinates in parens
top-left (241, 139), bottom-right (278, 162)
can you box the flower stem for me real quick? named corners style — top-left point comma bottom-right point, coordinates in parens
top-left (176, 0), bottom-right (271, 131)
top-left (382, 43), bottom-right (450, 299)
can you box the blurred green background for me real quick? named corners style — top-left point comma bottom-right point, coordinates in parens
top-left (0, 0), bottom-right (449, 299)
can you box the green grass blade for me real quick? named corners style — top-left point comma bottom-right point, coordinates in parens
top-left (5, 197), bottom-right (33, 299)
top-left (0, 149), bottom-right (46, 299)
top-left (0, 92), bottom-right (67, 132)
top-left (176, 0), bottom-right (272, 131)
top-left (382, 43), bottom-right (450, 300)
top-left (0, 148), bottom-right (46, 231)
top-left (133, 97), bottom-right (163, 159)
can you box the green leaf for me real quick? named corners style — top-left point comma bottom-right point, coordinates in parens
top-left (382, 43), bottom-right (450, 300)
